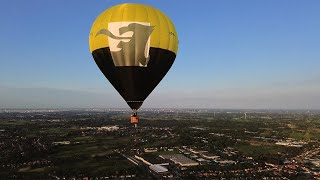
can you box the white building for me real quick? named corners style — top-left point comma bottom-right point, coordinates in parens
top-left (149, 165), bottom-right (168, 174)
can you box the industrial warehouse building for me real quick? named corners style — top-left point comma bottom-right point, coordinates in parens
top-left (160, 154), bottom-right (199, 167)
top-left (149, 165), bottom-right (169, 174)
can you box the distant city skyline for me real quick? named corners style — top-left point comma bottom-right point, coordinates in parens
top-left (1, 1), bottom-right (320, 109)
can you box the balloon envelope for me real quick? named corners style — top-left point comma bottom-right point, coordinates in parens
top-left (89, 3), bottom-right (178, 110)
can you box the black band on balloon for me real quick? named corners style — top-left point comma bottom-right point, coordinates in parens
top-left (92, 47), bottom-right (176, 110)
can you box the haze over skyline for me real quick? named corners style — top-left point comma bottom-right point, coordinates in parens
top-left (1, 0), bottom-right (320, 109)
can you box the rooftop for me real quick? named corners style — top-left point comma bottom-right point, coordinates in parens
top-left (160, 154), bottom-right (199, 166)
top-left (149, 165), bottom-right (168, 173)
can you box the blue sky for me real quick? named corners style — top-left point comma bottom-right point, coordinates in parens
top-left (0, 0), bottom-right (320, 109)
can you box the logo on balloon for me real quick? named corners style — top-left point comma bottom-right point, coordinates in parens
top-left (96, 22), bottom-right (154, 67)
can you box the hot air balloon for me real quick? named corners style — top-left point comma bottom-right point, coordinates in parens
top-left (89, 3), bottom-right (178, 126)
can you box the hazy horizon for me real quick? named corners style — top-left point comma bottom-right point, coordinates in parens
top-left (1, 86), bottom-right (319, 110)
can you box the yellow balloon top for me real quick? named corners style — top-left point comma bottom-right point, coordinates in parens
top-left (89, 3), bottom-right (178, 54)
